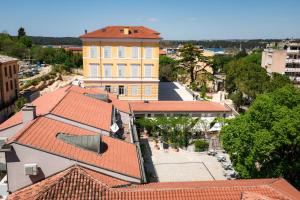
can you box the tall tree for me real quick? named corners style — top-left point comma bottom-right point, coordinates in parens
top-left (179, 44), bottom-right (212, 85)
top-left (221, 85), bottom-right (300, 189)
top-left (18, 27), bottom-right (26, 38)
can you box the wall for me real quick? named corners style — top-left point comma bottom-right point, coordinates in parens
top-left (82, 41), bottom-right (159, 100)
top-left (6, 143), bottom-right (141, 192)
top-left (0, 61), bottom-right (19, 107)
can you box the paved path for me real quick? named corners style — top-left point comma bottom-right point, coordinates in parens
top-left (143, 140), bottom-right (227, 182)
top-left (158, 82), bottom-right (194, 101)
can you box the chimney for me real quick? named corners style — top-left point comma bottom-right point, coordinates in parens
top-left (84, 29), bottom-right (87, 34)
top-left (22, 103), bottom-right (36, 124)
top-left (124, 27), bottom-right (129, 35)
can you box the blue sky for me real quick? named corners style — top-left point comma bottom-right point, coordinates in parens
top-left (1, 0), bottom-right (300, 39)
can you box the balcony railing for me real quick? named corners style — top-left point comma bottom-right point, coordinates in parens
top-left (84, 76), bottom-right (159, 82)
top-left (287, 49), bottom-right (300, 54)
top-left (286, 59), bottom-right (300, 64)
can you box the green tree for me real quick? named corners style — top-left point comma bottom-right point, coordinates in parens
top-left (14, 97), bottom-right (27, 112)
top-left (266, 73), bottom-right (293, 92)
top-left (179, 44), bottom-right (212, 85)
top-left (159, 55), bottom-right (179, 81)
top-left (18, 27), bottom-right (26, 38)
top-left (221, 85), bottom-right (300, 188)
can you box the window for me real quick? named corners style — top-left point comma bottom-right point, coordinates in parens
top-left (131, 64), bottom-right (139, 78)
top-left (13, 65), bottom-right (16, 74)
top-left (118, 85), bottom-right (125, 95)
top-left (118, 64), bottom-right (126, 78)
top-left (89, 46), bottom-right (97, 58)
top-left (144, 85), bottom-right (151, 96)
top-left (131, 85), bottom-right (138, 96)
top-left (10, 80), bottom-right (13, 90)
top-left (9, 66), bottom-right (12, 77)
top-left (89, 64), bottom-right (98, 78)
top-left (145, 47), bottom-right (152, 59)
top-left (104, 64), bottom-right (112, 78)
top-left (118, 46), bottom-right (125, 58)
top-left (105, 85), bottom-right (111, 92)
top-left (104, 46), bottom-right (112, 58)
top-left (144, 64), bottom-right (152, 78)
top-left (132, 47), bottom-right (139, 58)
top-left (4, 67), bottom-right (7, 76)
top-left (14, 79), bottom-right (17, 88)
top-left (6, 82), bottom-right (8, 92)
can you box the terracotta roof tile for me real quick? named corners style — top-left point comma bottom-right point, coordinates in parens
top-left (9, 166), bottom-right (300, 200)
top-left (50, 91), bottom-right (112, 131)
top-left (11, 117), bottom-right (141, 178)
top-left (80, 26), bottom-right (161, 39)
top-left (0, 86), bottom-right (69, 131)
top-left (8, 165), bottom-right (130, 200)
top-left (129, 101), bottom-right (232, 112)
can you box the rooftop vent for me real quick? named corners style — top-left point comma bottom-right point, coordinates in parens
top-left (144, 100), bottom-right (149, 103)
top-left (85, 93), bottom-right (109, 102)
top-left (57, 133), bottom-right (102, 154)
top-left (134, 30), bottom-right (138, 33)
top-left (102, 28), bottom-right (106, 32)
top-left (84, 29), bottom-right (87, 34)
top-left (124, 27), bottom-right (129, 35)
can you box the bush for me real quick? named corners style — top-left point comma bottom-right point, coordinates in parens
top-left (14, 97), bottom-right (27, 112)
top-left (194, 139), bottom-right (209, 152)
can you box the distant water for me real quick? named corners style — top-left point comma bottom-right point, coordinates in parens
top-left (205, 48), bottom-right (224, 53)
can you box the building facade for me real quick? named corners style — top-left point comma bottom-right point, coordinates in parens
top-left (261, 41), bottom-right (300, 85)
top-left (0, 55), bottom-right (19, 108)
top-left (80, 26), bottom-right (161, 100)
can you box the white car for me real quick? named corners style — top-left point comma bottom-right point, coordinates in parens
top-left (72, 79), bottom-right (83, 86)
top-left (217, 154), bottom-right (226, 162)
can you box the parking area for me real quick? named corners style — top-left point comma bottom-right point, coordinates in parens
top-left (142, 139), bottom-right (230, 182)
top-left (158, 82), bottom-right (194, 101)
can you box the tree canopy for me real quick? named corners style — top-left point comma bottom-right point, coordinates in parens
top-left (159, 55), bottom-right (179, 81)
top-left (221, 85), bottom-right (300, 189)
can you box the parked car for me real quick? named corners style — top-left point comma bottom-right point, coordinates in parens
top-left (222, 162), bottom-right (232, 170)
top-left (207, 149), bottom-right (217, 156)
top-left (217, 154), bottom-right (226, 162)
top-left (225, 170), bottom-right (238, 179)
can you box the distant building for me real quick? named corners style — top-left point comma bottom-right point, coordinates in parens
top-left (64, 46), bottom-right (82, 54)
top-left (261, 41), bottom-right (300, 85)
top-left (0, 55), bottom-right (19, 107)
top-left (80, 26), bottom-right (161, 100)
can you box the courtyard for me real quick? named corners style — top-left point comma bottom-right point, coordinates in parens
top-left (141, 139), bottom-right (228, 182)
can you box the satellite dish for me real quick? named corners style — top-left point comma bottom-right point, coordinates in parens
top-left (110, 123), bottom-right (119, 133)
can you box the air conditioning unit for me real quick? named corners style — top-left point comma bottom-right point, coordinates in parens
top-left (24, 163), bottom-right (38, 176)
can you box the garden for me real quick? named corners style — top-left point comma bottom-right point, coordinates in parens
top-left (135, 116), bottom-right (222, 152)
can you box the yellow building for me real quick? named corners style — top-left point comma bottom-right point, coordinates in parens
top-left (80, 26), bottom-right (161, 100)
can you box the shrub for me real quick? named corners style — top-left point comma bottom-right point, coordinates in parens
top-left (194, 139), bottom-right (209, 152)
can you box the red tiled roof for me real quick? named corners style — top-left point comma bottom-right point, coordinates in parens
top-left (0, 86), bottom-right (69, 131)
top-left (129, 101), bottom-right (232, 112)
top-left (80, 26), bottom-right (161, 39)
top-left (9, 165), bottom-right (300, 200)
top-left (8, 165), bottom-right (130, 200)
top-left (51, 91), bottom-right (112, 131)
top-left (10, 117), bottom-right (141, 179)
top-left (68, 85), bottom-right (130, 113)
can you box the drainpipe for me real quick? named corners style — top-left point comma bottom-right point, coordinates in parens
top-left (140, 41), bottom-right (143, 100)
top-left (99, 41), bottom-right (102, 87)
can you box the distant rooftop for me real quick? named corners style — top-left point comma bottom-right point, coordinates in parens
top-left (80, 26), bottom-right (161, 39)
top-left (0, 54), bottom-right (18, 64)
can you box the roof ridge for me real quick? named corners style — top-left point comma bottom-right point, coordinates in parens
top-left (47, 88), bottom-right (71, 114)
top-left (266, 178), bottom-right (300, 200)
top-left (7, 117), bottom-right (42, 144)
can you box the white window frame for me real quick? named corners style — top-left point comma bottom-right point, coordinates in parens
top-left (131, 47), bottom-right (139, 58)
top-left (104, 46), bottom-right (112, 58)
top-left (104, 64), bottom-right (112, 78)
top-left (145, 47), bottom-right (152, 59)
top-left (89, 63), bottom-right (98, 78)
top-left (89, 46), bottom-right (97, 58)
top-left (131, 85), bottom-right (139, 96)
top-left (131, 64), bottom-right (139, 78)
top-left (118, 64), bottom-right (126, 78)
top-left (118, 46), bottom-right (125, 58)
top-left (144, 85), bottom-right (151, 96)
top-left (144, 64), bottom-right (152, 78)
